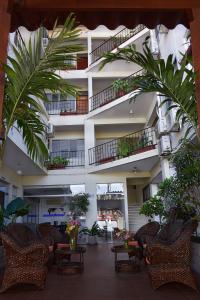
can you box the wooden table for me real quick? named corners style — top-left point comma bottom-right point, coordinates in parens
top-left (111, 244), bottom-right (141, 273)
top-left (55, 246), bottom-right (86, 275)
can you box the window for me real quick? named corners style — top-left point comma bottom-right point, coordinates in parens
top-left (52, 139), bottom-right (84, 157)
top-left (143, 185), bottom-right (150, 202)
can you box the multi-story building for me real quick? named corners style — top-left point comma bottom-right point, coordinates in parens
top-left (0, 24), bottom-right (190, 233)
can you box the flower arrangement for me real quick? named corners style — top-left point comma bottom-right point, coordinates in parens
top-left (115, 228), bottom-right (133, 248)
top-left (66, 220), bottom-right (81, 250)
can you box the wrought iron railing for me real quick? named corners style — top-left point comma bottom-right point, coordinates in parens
top-left (90, 69), bottom-right (144, 111)
top-left (88, 128), bottom-right (156, 165)
top-left (45, 99), bottom-right (88, 115)
top-left (90, 25), bottom-right (146, 64)
top-left (46, 150), bottom-right (85, 169)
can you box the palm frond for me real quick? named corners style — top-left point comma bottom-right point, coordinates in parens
top-left (100, 40), bottom-right (197, 137)
top-left (3, 13), bottom-right (84, 163)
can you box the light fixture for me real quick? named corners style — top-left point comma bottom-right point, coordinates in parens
top-left (16, 170), bottom-right (22, 175)
top-left (132, 167), bottom-right (137, 173)
top-left (129, 109), bottom-right (134, 114)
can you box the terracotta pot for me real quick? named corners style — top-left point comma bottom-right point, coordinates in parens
top-left (47, 164), bottom-right (66, 170)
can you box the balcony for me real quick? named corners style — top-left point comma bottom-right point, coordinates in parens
top-left (90, 25), bottom-right (146, 64)
top-left (46, 150), bottom-right (85, 169)
top-left (90, 69), bottom-right (144, 111)
top-left (88, 128), bottom-right (156, 165)
top-left (45, 98), bottom-right (88, 115)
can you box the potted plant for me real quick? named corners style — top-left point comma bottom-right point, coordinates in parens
top-left (81, 221), bottom-right (102, 245)
top-left (112, 79), bottom-right (129, 98)
top-left (46, 156), bottom-right (69, 169)
top-left (117, 139), bottom-right (130, 158)
top-left (69, 193), bottom-right (90, 220)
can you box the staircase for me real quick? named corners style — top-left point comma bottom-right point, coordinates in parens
top-left (128, 204), bottom-right (148, 233)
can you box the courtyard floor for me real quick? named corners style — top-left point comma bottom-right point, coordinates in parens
top-left (1, 243), bottom-right (200, 300)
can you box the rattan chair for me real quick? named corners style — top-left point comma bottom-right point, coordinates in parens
top-left (0, 232), bottom-right (49, 292)
top-left (133, 221), bottom-right (160, 246)
top-left (146, 220), bottom-right (198, 291)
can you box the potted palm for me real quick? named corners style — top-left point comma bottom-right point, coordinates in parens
top-left (112, 79), bottom-right (129, 98)
top-left (81, 221), bottom-right (102, 245)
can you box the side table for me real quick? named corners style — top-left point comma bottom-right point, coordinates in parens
top-left (111, 244), bottom-right (141, 273)
top-left (55, 246), bottom-right (86, 275)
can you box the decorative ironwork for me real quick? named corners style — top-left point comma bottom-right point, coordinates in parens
top-left (45, 100), bottom-right (88, 115)
top-left (90, 69), bottom-right (144, 111)
top-left (46, 150), bottom-right (85, 168)
top-left (88, 127), bottom-right (155, 165)
top-left (90, 25), bottom-right (146, 64)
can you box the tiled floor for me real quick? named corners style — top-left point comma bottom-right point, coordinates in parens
top-left (1, 243), bottom-right (200, 300)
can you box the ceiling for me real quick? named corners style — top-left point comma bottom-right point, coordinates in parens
top-left (3, 138), bottom-right (46, 176)
top-left (93, 92), bottom-right (155, 120)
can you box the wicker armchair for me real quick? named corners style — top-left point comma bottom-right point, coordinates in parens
top-left (146, 220), bottom-right (198, 290)
top-left (0, 232), bottom-right (49, 292)
top-left (133, 221), bottom-right (160, 246)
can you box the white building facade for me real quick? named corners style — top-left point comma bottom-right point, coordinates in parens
top-left (0, 24), bottom-right (190, 232)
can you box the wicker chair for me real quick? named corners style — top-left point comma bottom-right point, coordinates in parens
top-left (133, 221), bottom-right (160, 246)
top-left (146, 220), bottom-right (198, 291)
top-left (0, 232), bottom-right (49, 292)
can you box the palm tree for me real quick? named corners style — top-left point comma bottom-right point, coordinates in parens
top-left (3, 14), bottom-right (84, 164)
top-left (100, 40), bottom-right (198, 138)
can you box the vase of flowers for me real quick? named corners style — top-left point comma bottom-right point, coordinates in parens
top-left (115, 228), bottom-right (132, 249)
top-left (66, 220), bottom-right (80, 250)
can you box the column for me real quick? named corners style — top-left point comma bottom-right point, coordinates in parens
top-left (0, 1), bottom-right (11, 133)
top-left (190, 9), bottom-right (200, 130)
top-left (88, 74), bottom-right (93, 111)
top-left (84, 120), bottom-right (95, 167)
top-left (85, 179), bottom-right (97, 228)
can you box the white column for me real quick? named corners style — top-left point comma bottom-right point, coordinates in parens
top-left (160, 158), bottom-right (171, 179)
top-left (85, 179), bottom-right (97, 228)
top-left (87, 33), bottom-right (92, 66)
top-left (150, 184), bottom-right (158, 197)
top-left (84, 120), bottom-right (95, 167)
top-left (123, 181), bottom-right (129, 230)
top-left (88, 74), bottom-right (93, 111)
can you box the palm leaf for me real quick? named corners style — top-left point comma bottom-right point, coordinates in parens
top-left (100, 40), bottom-right (197, 138)
top-left (3, 13), bottom-right (84, 163)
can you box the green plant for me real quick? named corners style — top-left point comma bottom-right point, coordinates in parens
top-left (50, 156), bottom-right (69, 166)
top-left (0, 197), bottom-right (30, 228)
top-left (101, 41), bottom-right (197, 139)
top-left (81, 221), bottom-right (102, 236)
top-left (69, 193), bottom-right (90, 219)
top-left (140, 196), bottom-right (165, 224)
top-left (112, 79), bottom-right (129, 94)
top-left (117, 139), bottom-right (130, 158)
top-left (3, 14), bottom-right (84, 163)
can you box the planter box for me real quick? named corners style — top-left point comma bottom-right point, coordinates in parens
top-left (60, 112), bottom-right (77, 116)
top-left (88, 235), bottom-right (97, 245)
top-left (191, 241), bottom-right (200, 274)
top-left (131, 144), bottom-right (155, 155)
top-left (47, 164), bottom-right (66, 170)
top-left (98, 156), bottom-right (115, 164)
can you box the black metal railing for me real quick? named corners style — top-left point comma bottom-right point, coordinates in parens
top-left (46, 150), bottom-right (85, 169)
top-left (88, 128), bottom-right (155, 165)
top-left (90, 69), bottom-right (144, 111)
top-left (90, 25), bottom-right (146, 64)
top-left (45, 100), bottom-right (88, 115)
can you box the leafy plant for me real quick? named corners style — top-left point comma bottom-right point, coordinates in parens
top-left (50, 156), bottom-right (69, 166)
top-left (81, 221), bottom-right (102, 236)
top-left (3, 14), bottom-right (84, 163)
top-left (0, 197), bottom-right (30, 228)
top-left (101, 40), bottom-right (197, 139)
top-left (112, 79), bottom-right (129, 94)
top-left (140, 196), bottom-right (165, 224)
top-left (69, 193), bottom-right (90, 219)
top-left (117, 139), bottom-right (130, 158)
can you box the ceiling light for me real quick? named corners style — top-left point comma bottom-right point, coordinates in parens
top-left (129, 109), bottom-right (134, 114)
top-left (132, 167), bottom-right (137, 173)
top-left (17, 170), bottom-right (22, 175)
